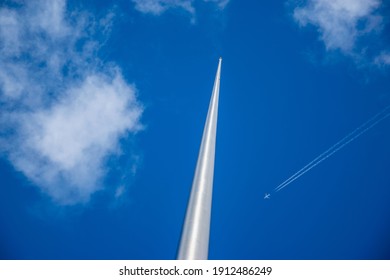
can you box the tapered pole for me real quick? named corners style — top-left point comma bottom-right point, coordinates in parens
top-left (177, 58), bottom-right (222, 260)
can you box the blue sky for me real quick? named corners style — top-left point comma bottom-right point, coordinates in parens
top-left (0, 0), bottom-right (390, 260)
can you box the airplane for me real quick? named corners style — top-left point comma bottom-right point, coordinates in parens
top-left (264, 193), bottom-right (271, 199)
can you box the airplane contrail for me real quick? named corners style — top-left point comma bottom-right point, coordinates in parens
top-left (275, 105), bottom-right (390, 192)
top-left (275, 106), bottom-right (390, 191)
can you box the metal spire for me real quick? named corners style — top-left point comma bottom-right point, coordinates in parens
top-left (177, 58), bottom-right (222, 260)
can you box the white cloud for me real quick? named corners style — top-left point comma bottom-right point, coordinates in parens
top-left (0, 0), bottom-right (143, 205)
top-left (115, 185), bottom-right (126, 199)
top-left (203, 0), bottom-right (229, 9)
top-left (132, 0), bottom-right (195, 15)
top-left (30, 0), bottom-right (70, 37)
top-left (375, 52), bottom-right (390, 66)
top-left (131, 0), bottom-right (229, 17)
top-left (11, 73), bottom-right (142, 204)
top-left (293, 0), bottom-right (383, 56)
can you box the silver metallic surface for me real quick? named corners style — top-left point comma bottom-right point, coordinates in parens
top-left (177, 58), bottom-right (222, 260)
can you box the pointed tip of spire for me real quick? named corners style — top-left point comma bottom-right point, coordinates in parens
top-left (219, 57), bottom-right (222, 61)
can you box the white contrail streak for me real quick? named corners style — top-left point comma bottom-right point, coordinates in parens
top-left (275, 105), bottom-right (390, 192)
top-left (275, 108), bottom-right (386, 191)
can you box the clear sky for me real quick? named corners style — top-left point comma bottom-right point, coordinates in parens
top-left (1, 0), bottom-right (390, 260)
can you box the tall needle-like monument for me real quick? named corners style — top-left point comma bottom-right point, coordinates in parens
top-left (177, 58), bottom-right (222, 260)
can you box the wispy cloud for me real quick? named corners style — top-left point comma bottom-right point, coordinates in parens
top-left (0, 0), bottom-right (143, 205)
top-left (375, 52), bottom-right (390, 66)
top-left (131, 0), bottom-right (229, 19)
top-left (292, 0), bottom-right (389, 65)
top-left (203, 0), bottom-right (230, 9)
top-left (132, 0), bottom-right (195, 16)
